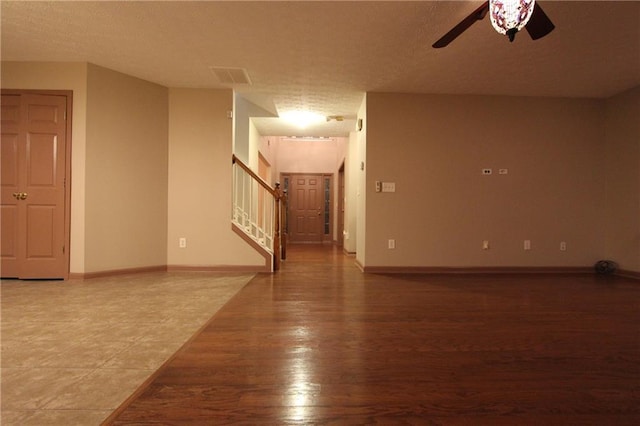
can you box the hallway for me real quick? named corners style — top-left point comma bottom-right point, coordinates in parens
top-left (107, 245), bottom-right (640, 425)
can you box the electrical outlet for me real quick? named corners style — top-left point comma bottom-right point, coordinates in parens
top-left (524, 240), bottom-right (531, 250)
top-left (482, 168), bottom-right (492, 175)
top-left (179, 237), bottom-right (187, 248)
top-left (560, 241), bottom-right (567, 251)
top-left (388, 239), bottom-right (396, 249)
top-left (483, 240), bottom-right (490, 250)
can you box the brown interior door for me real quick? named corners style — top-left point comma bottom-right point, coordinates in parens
top-left (289, 174), bottom-right (323, 243)
top-left (1, 93), bottom-right (68, 279)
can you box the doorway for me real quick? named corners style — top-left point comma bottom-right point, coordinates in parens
top-left (1, 90), bottom-right (72, 279)
top-left (282, 173), bottom-right (332, 244)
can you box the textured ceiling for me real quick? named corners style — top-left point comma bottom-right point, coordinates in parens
top-left (2, 1), bottom-right (639, 137)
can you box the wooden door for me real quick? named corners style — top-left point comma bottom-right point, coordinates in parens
top-left (289, 174), bottom-right (323, 243)
top-left (1, 92), bottom-right (70, 279)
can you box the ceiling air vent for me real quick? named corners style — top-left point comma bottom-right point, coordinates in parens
top-left (209, 67), bottom-right (252, 85)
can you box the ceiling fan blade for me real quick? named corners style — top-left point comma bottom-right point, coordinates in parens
top-left (432, 1), bottom-right (489, 48)
top-left (525, 2), bottom-right (555, 40)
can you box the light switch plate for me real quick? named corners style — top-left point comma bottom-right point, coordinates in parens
top-left (382, 182), bottom-right (396, 192)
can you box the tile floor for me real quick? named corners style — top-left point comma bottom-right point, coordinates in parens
top-left (1, 272), bottom-right (253, 425)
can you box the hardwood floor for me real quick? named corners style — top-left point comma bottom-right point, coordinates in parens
top-left (105, 246), bottom-right (640, 425)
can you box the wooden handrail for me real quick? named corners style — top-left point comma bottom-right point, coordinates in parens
top-left (232, 154), bottom-right (276, 197)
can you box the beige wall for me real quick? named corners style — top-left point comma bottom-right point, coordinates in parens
top-left (248, 118), bottom-right (261, 171)
top-left (167, 88), bottom-right (264, 268)
top-left (276, 138), bottom-right (341, 174)
top-left (1, 62), bottom-right (88, 273)
top-left (234, 95), bottom-right (274, 165)
top-left (84, 64), bottom-right (168, 272)
top-left (258, 136), bottom-right (278, 184)
top-left (343, 130), bottom-right (359, 253)
top-left (356, 96), bottom-right (367, 265)
top-left (334, 137), bottom-right (348, 242)
top-left (364, 93), bottom-right (606, 269)
top-left (1, 62), bottom-right (265, 274)
top-left (604, 86), bottom-right (640, 273)
top-left (2, 62), bottom-right (637, 276)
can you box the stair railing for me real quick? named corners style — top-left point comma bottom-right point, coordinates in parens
top-left (231, 155), bottom-right (285, 270)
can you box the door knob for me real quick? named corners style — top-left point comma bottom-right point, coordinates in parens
top-left (20, 193), bottom-right (28, 200)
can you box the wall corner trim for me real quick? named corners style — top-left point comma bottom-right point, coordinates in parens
top-left (167, 264), bottom-right (269, 273)
top-left (69, 265), bottom-right (167, 280)
top-left (360, 266), bottom-right (595, 275)
top-left (615, 269), bottom-right (640, 280)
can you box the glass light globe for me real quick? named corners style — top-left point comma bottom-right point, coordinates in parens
top-left (489, 0), bottom-right (536, 40)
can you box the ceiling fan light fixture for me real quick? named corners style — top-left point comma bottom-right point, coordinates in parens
top-left (489, 0), bottom-right (536, 40)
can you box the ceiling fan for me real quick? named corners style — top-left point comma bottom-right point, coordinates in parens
top-left (433, 0), bottom-right (555, 48)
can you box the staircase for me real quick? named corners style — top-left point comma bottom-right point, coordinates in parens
top-left (231, 155), bottom-right (286, 271)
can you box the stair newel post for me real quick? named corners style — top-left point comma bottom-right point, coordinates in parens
top-left (273, 182), bottom-right (282, 271)
top-left (281, 189), bottom-right (287, 261)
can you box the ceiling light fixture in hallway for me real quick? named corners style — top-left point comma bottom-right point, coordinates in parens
top-left (280, 111), bottom-right (325, 129)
